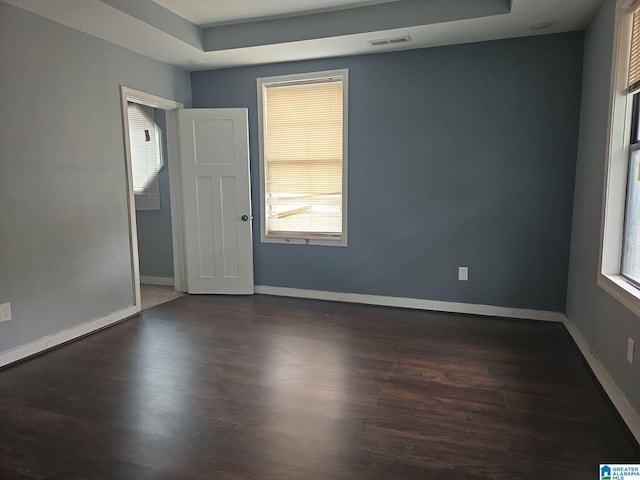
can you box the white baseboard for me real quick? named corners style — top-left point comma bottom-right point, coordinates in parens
top-left (0, 305), bottom-right (139, 369)
top-left (563, 318), bottom-right (640, 443)
top-left (140, 275), bottom-right (174, 286)
top-left (254, 285), bottom-right (566, 322)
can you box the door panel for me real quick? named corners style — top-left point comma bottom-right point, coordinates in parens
top-left (178, 109), bottom-right (253, 294)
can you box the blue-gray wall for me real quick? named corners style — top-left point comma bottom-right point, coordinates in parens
top-left (136, 109), bottom-right (174, 280)
top-left (191, 32), bottom-right (584, 312)
top-left (567, 0), bottom-right (640, 415)
top-left (0, 2), bottom-right (191, 354)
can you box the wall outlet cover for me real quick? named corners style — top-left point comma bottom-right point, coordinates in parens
top-left (0, 303), bottom-right (11, 322)
top-left (458, 266), bottom-right (469, 281)
top-left (627, 337), bottom-right (635, 364)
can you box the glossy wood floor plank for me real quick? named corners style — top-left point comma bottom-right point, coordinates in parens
top-left (1, 294), bottom-right (638, 479)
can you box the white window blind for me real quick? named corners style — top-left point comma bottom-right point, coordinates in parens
top-left (630, 6), bottom-right (640, 91)
top-left (262, 77), bottom-right (345, 239)
top-left (127, 102), bottom-right (161, 211)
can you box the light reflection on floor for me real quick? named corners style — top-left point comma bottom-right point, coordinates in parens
top-left (263, 334), bottom-right (348, 469)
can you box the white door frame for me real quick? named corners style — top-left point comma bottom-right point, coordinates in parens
top-left (120, 86), bottom-right (187, 310)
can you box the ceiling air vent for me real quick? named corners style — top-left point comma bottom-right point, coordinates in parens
top-left (367, 35), bottom-right (411, 47)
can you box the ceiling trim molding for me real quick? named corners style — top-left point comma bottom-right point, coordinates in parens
top-left (202, 0), bottom-right (511, 51)
top-left (99, 0), bottom-right (203, 49)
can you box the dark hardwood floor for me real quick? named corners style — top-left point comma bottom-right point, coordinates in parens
top-left (1, 294), bottom-right (638, 479)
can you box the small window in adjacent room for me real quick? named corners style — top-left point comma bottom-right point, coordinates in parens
top-left (257, 69), bottom-right (348, 246)
top-left (600, 0), bottom-right (640, 315)
top-left (127, 102), bottom-right (162, 211)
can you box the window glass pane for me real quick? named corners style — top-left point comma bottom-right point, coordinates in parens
top-left (622, 149), bottom-right (640, 282)
top-left (632, 94), bottom-right (640, 144)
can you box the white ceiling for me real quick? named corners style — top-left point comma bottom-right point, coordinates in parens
top-left (4, 0), bottom-right (603, 71)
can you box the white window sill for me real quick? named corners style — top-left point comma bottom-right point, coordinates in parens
top-left (261, 235), bottom-right (347, 247)
top-left (598, 273), bottom-right (640, 317)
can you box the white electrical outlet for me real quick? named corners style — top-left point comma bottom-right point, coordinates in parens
top-left (458, 266), bottom-right (469, 281)
top-left (0, 302), bottom-right (11, 322)
top-left (627, 337), bottom-right (635, 364)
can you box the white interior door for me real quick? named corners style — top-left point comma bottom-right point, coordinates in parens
top-left (177, 108), bottom-right (253, 294)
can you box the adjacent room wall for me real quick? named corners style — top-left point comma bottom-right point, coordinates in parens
top-left (567, 0), bottom-right (640, 414)
top-left (191, 32), bottom-right (584, 312)
top-left (0, 2), bottom-right (191, 354)
top-left (136, 109), bottom-right (175, 281)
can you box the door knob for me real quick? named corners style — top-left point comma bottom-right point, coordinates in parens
top-left (241, 215), bottom-right (249, 221)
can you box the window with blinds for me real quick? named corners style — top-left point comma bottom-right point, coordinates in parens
top-left (127, 102), bottom-right (162, 211)
top-left (257, 70), bottom-right (348, 245)
top-left (621, 4), bottom-right (640, 284)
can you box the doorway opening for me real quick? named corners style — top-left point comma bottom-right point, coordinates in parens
top-left (120, 86), bottom-right (187, 312)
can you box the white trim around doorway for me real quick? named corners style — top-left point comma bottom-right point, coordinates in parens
top-left (119, 86), bottom-right (187, 309)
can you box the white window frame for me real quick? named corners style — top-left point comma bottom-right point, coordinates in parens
top-left (256, 69), bottom-right (349, 247)
top-left (599, 0), bottom-right (640, 316)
